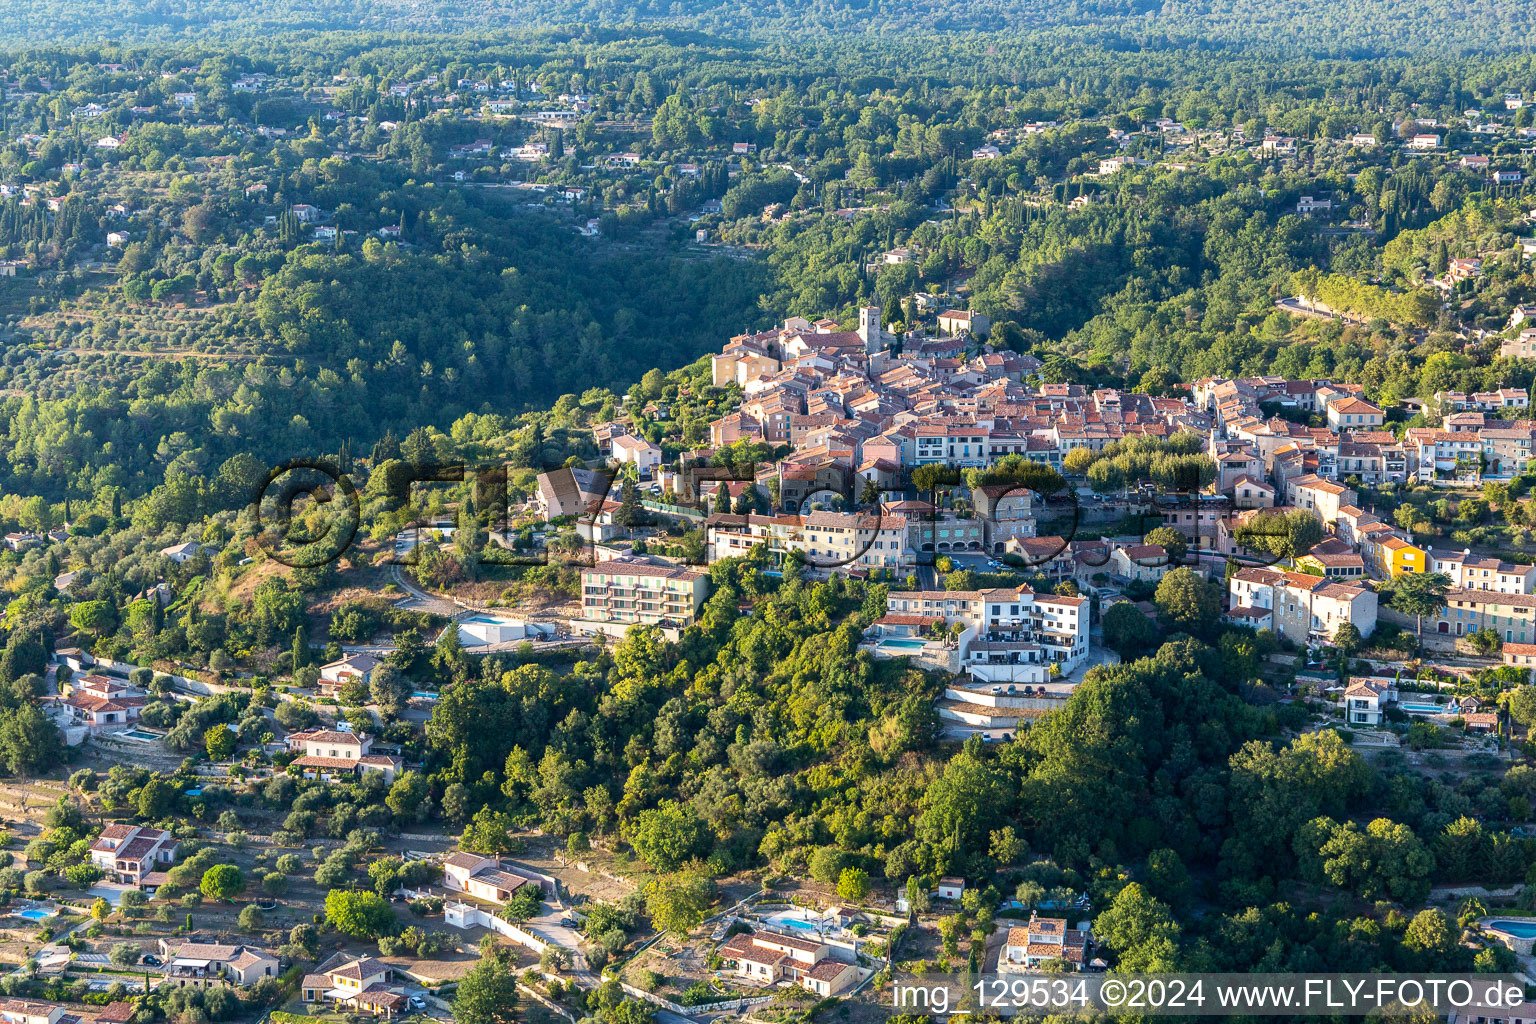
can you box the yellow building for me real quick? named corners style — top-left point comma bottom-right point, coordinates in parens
top-left (1365, 534), bottom-right (1426, 578)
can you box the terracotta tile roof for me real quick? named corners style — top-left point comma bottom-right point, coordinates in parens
top-left (293, 755), bottom-right (361, 770)
top-left (807, 959), bottom-right (855, 980)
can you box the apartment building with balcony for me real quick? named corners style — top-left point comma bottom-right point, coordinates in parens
top-left (579, 558), bottom-right (710, 635)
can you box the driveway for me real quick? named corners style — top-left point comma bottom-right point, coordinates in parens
top-left (86, 882), bottom-right (133, 907)
top-left (525, 906), bottom-right (583, 956)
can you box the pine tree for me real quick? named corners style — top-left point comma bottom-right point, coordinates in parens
top-left (615, 481), bottom-right (640, 531)
top-left (435, 622), bottom-right (465, 677)
top-left (371, 429), bottom-right (401, 464)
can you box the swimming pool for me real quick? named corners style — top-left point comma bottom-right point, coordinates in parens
top-left (411, 691), bottom-right (439, 700)
top-left (121, 729), bottom-right (160, 741)
top-left (876, 637), bottom-right (930, 652)
top-left (1399, 702), bottom-right (1449, 714)
top-left (13, 909), bottom-right (50, 920)
top-left (1489, 920), bottom-right (1536, 938)
top-left (762, 909), bottom-right (829, 934)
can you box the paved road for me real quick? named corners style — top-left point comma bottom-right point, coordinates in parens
top-left (388, 564), bottom-right (465, 618)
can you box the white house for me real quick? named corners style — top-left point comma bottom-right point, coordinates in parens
top-left (160, 541), bottom-right (203, 563)
top-left (66, 693), bottom-right (147, 730)
top-left (442, 852), bottom-right (539, 903)
top-left (317, 653), bottom-right (378, 692)
top-left (610, 434), bottom-right (662, 475)
top-left (1342, 677), bottom-right (1396, 727)
top-left (89, 825), bottom-right (179, 889)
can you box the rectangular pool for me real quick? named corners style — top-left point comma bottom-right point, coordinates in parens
top-left (1399, 702), bottom-right (1449, 714)
top-left (877, 638), bottom-right (930, 652)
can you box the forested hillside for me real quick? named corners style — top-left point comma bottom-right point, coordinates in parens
top-left (3, 0), bottom-right (1536, 56)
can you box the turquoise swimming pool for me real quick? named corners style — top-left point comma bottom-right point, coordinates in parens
top-left (1399, 702), bottom-right (1448, 714)
top-left (877, 637), bottom-right (929, 652)
top-left (1490, 920), bottom-right (1536, 938)
top-left (14, 908), bottom-right (49, 920)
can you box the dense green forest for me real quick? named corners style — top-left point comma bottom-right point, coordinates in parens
top-left (1, 26), bottom-right (1534, 510)
top-left (3, 0), bottom-right (1536, 56)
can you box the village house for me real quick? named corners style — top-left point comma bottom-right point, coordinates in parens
top-left (1324, 397), bottom-right (1384, 431)
top-left (881, 587), bottom-right (1089, 674)
top-left (1361, 527), bottom-right (1428, 579)
top-left (1284, 474), bottom-right (1357, 526)
top-left (936, 309), bottom-right (990, 337)
top-left (1429, 588), bottom-right (1536, 644)
top-left (534, 467), bottom-right (611, 519)
top-left (1429, 550), bottom-right (1536, 594)
top-left (1502, 643), bottom-right (1536, 679)
top-left (1226, 568), bottom-right (1378, 645)
top-left (160, 541), bottom-right (203, 563)
top-left (1107, 543), bottom-right (1173, 583)
top-left (65, 692), bottom-right (147, 730)
top-left (0, 1001), bottom-right (136, 1024)
top-left (971, 483), bottom-right (1037, 553)
top-left (610, 434), bottom-right (662, 475)
top-left (719, 930), bottom-right (860, 995)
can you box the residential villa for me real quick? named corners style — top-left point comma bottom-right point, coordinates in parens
top-left (718, 930), bottom-right (861, 996)
top-left (89, 825), bottom-right (179, 889)
top-left (1001, 912), bottom-right (1094, 972)
top-left (301, 954), bottom-right (407, 1018)
top-left (286, 729), bottom-right (402, 783)
top-left (317, 653), bottom-right (378, 692)
top-left (1342, 677), bottom-right (1397, 727)
top-left (442, 852), bottom-right (538, 904)
top-left (157, 939), bottom-right (279, 988)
